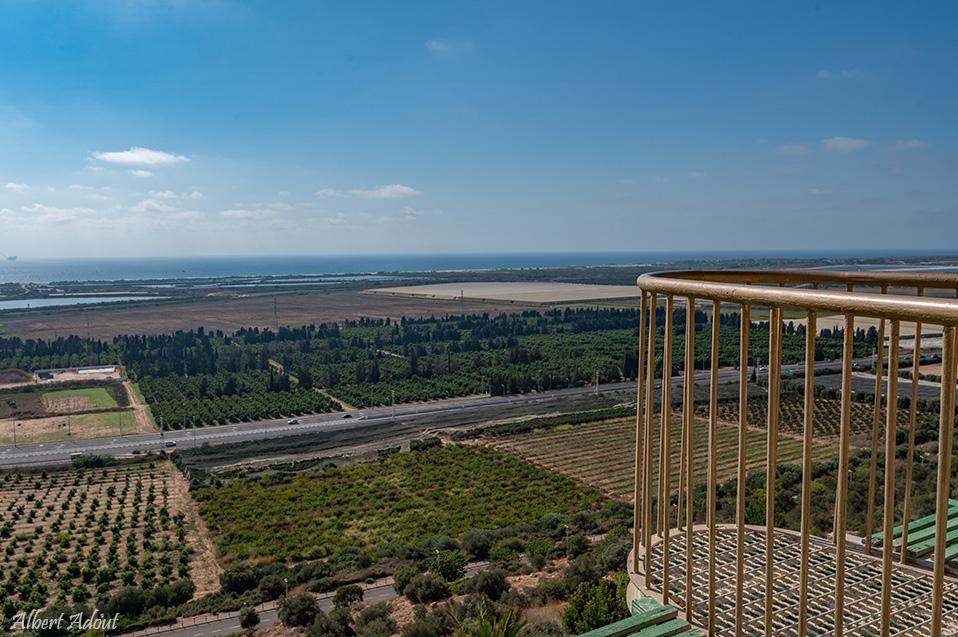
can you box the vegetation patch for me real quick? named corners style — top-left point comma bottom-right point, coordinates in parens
top-left (0, 460), bottom-right (206, 624)
top-left (194, 444), bottom-right (605, 563)
top-left (489, 415), bottom-right (839, 500)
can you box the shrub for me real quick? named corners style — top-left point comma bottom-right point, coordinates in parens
top-left (307, 607), bottom-right (353, 637)
top-left (464, 568), bottom-right (509, 601)
top-left (460, 529), bottom-right (494, 558)
top-left (220, 564), bottom-right (259, 594)
top-left (525, 537), bottom-right (553, 570)
top-left (427, 549), bottom-right (467, 582)
top-left (239, 605), bottom-right (260, 630)
top-left (393, 565), bottom-right (420, 595)
top-left (332, 583), bottom-right (364, 608)
top-left (562, 580), bottom-right (628, 633)
top-left (404, 573), bottom-right (450, 604)
top-left (354, 602), bottom-right (396, 637)
top-left (279, 593), bottom-right (321, 627)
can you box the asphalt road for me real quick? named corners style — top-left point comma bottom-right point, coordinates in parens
top-left (0, 355), bottom-right (942, 469)
top-left (129, 563), bottom-right (487, 637)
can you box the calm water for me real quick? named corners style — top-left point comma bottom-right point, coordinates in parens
top-left (0, 296), bottom-right (165, 310)
top-left (0, 250), bottom-right (952, 284)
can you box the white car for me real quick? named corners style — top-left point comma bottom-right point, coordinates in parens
top-left (287, 418), bottom-right (300, 425)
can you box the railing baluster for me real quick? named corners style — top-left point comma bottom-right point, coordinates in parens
top-left (833, 313), bottom-right (855, 636)
top-left (900, 287), bottom-right (924, 563)
top-left (865, 286), bottom-right (888, 555)
top-left (880, 320), bottom-right (901, 635)
top-left (707, 300), bottom-right (720, 636)
top-left (797, 310), bottom-right (816, 637)
top-left (930, 325), bottom-right (957, 637)
top-left (765, 306), bottom-right (782, 637)
top-left (632, 291), bottom-right (648, 573)
top-left (660, 295), bottom-right (674, 603)
top-left (735, 304), bottom-right (750, 637)
top-left (684, 297), bottom-right (695, 620)
top-left (643, 293), bottom-right (657, 588)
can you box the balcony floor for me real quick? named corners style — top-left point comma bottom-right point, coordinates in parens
top-left (637, 526), bottom-right (958, 636)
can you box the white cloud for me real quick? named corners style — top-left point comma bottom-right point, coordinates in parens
top-left (892, 139), bottom-right (928, 152)
top-left (220, 208), bottom-right (276, 220)
top-left (810, 187), bottom-right (833, 195)
top-left (128, 169), bottom-right (154, 177)
top-left (92, 146), bottom-right (190, 166)
top-left (21, 203), bottom-right (97, 224)
top-left (822, 137), bottom-right (868, 153)
top-left (376, 206), bottom-right (426, 224)
top-left (4, 182), bottom-right (29, 193)
top-left (148, 190), bottom-right (204, 200)
top-left (348, 184), bottom-right (421, 199)
top-left (817, 68), bottom-right (864, 80)
top-left (687, 171), bottom-right (708, 179)
top-left (779, 144), bottom-right (809, 156)
top-left (68, 185), bottom-right (112, 201)
top-left (130, 198), bottom-right (180, 213)
top-left (315, 184), bottom-right (421, 199)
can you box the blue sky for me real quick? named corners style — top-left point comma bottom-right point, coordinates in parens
top-left (0, 1), bottom-right (955, 258)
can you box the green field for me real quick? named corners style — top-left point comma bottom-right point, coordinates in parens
top-left (490, 414), bottom-right (839, 500)
top-left (194, 445), bottom-right (605, 563)
top-left (41, 385), bottom-right (120, 410)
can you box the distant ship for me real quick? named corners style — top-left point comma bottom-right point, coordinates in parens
top-left (6, 256), bottom-right (16, 261)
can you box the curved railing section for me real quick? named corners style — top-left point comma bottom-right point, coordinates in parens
top-left (629, 269), bottom-right (958, 637)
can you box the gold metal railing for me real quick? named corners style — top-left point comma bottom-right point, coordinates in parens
top-left (629, 269), bottom-right (958, 636)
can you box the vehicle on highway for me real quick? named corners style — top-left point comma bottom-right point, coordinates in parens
top-left (70, 452), bottom-right (82, 459)
top-left (341, 413), bottom-right (352, 419)
top-left (287, 418), bottom-right (300, 425)
top-left (164, 440), bottom-right (177, 448)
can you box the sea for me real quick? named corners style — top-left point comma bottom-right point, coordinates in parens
top-left (0, 250), bottom-right (952, 285)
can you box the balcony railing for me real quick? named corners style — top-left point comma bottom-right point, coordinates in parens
top-left (628, 269), bottom-right (958, 636)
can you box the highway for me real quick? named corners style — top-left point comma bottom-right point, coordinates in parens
top-left (0, 355), bottom-right (936, 469)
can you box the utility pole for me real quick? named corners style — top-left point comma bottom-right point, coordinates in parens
top-left (67, 413), bottom-right (71, 437)
top-left (594, 370), bottom-right (599, 394)
top-left (460, 290), bottom-right (464, 315)
top-left (13, 422), bottom-right (17, 447)
top-left (274, 297), bottom-right (279, 330)
top-left (391, 389), bottom-right (396, 419)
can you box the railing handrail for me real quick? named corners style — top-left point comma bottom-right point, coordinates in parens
top-left (645, 267), bottom-right (958, 288)
top-left (638, 270), bottom-right (958, 325)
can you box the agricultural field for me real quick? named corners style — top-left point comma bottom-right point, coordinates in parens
top-left (695, 394), bottom-right (926, 442)
top-left (368, 281), bottom-right (643, 303)
top-left (193, 444), bottom-right (605, 563)
top-left (488, 414), bottom-right (838, 500)
top-left (0, 382), bottom-right (148, 445)
top-left (0, 460), bottom-right (218, 620)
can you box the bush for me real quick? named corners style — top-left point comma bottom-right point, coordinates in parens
top-left (600, 541), bottom-right (630, 571)
top-left (562, 580), bottom-right (628, 633)
top-left (404, 573), bottom-right (451, 604)
top-left (308, 607), bottom-right (354, 637)
top-left (525, 537), bottom-right (553, 570)
top-left (240, 605), bottom-right (260, 630)
top-left (464, 568), bottom-right (509, 601)
top-left (258, 573), bottom-right (286, 599)
top-left (221, 564), bottom-right (260, 594)
top-left (461, 529), bottom-right (494, 558)
top-left (427, 549), bottom-right (467, 582)
top-left (332, 583), bottom-right (364, 608)
top-left (279, 593), bottom-right (321, 627)
top-left (355, 602), bottom-right (396, 637)
top-left (393, 565), bottom-right (420, 595)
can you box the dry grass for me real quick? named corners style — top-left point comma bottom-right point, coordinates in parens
top-left (0, 291), bottom-right (534, 340)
